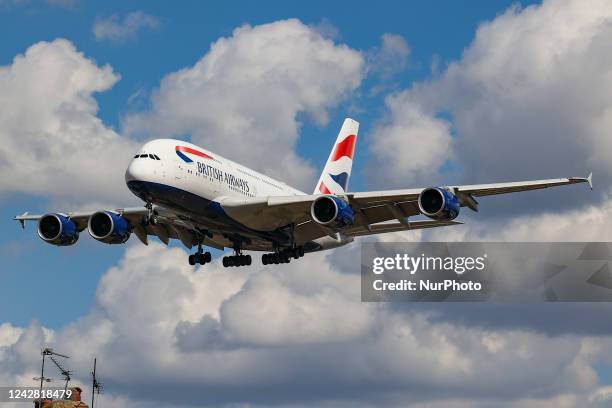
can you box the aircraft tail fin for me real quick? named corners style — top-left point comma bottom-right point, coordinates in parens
top-left (314, 118), bottom-right (359, 195)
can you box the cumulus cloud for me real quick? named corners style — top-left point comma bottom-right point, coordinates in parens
top-left (0, 39), bottom-right (138, 204)
top-left (1, 241), bottom-right (612, 407)
top-left (399, 191), bottom-right (612, 244)
top-left (124, 19), bottom-right (365, 190)
top-left (367, 0), bottom-right (612, 218)
top-left (366, 100), bottom-right (453, 185)
top-left (93, 11), bottom-right (160, 43)
top-left (367, 33), bottom-right (411, 79)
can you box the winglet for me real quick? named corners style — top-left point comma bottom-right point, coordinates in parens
top-left (587, 172), bottom-right (593, 190)
top-left (15, 211), bottom-right (29, 229)
top-left (569, 173), bottom-right (593, 190)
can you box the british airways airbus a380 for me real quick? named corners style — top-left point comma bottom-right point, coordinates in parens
top-left (15, 118), bottom-right (592, 267)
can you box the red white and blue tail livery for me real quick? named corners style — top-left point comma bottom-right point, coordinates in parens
top-left (315, 118), bottom-right (358, 195)
top-left (14, 117), bottom-right (593, 267)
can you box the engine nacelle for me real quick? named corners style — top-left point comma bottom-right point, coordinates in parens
top-left (418, 187), bottom-right (460, 220)
top-left (88, 211), bottom-right (131, 244)
top-left (37, 213), bottom-right (79, 246)
top-left (311, 196), bottom-right (355, 229)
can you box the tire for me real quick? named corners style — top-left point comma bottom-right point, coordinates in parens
top-left (222, 257), bottom-right (229, 267)
top-left (262, 254), bottom-right (268, 265)
top-left (188, 255), bottom-right (195, 266)
top-left (204, 252), bottom-right (212, 263)
top-left (246, 255), bottom-right (252, 265)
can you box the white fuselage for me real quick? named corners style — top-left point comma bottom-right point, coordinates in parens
top-left (125, 139), bottom-right (304, 204)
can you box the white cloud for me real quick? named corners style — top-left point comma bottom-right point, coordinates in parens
top-left (411, 192), bottom-right (612, 243)
top-left (93, 11), bottom-right (160, 42)
top-left (589, 386), bottom-right (612, 406)
top-left (1, 241), bottom-right (611, 407)
top-left (0, 323), bottom-right (22, 362)
top-left (367, 0), bottom-right (612, 200)
top-left (124, 19), bottom-right (365, 190)
top-left (0, 39), bottom-right (138, 203)
top-left (366, 99), bottom-right (453, 186)
top-left (368, 33), bottom-right (411, 79)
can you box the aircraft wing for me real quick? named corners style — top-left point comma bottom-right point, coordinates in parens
top-left (348, 173), bottom-right (593, 215)
top-left (17, 174), bottom-right (592, 249)
top-left (15, 207), bottom-right (149, 230)
top-left (13, 206), bottom-right (225, 250)
top-left (219, 174), bottom-right (592, 244)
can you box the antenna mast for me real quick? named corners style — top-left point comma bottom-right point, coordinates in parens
top-left (36, 348), bottom-right (69, 408)
top-left (50, 356), bottom-right (72, 391)
top-left (90, 358), bottom-right (103, 408)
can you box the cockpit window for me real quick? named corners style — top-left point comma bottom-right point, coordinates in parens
top-left (134, 153), bottom-right (160, 160)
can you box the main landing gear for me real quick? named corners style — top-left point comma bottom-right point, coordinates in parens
top-left (189, 242), bottom-right (212, 266)
top-left (261, 247), bottom-right (305, 265)
top-left (221, 238), bottom-right (253, 267)
top-left (222, 253), bottom-right (252, 267)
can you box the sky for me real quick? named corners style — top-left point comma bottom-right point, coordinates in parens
top-left (2, 0), bottom-right (612, 407)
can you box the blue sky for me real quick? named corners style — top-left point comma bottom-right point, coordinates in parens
top-left (0, 0), bottom-right (538, 328)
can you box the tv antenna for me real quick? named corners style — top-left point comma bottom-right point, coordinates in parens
top-left (36, 348), bottom-right (69, 408)
top-left (90, 358), bottom-right (103, 408)
top-left (50, 356), bottom-right (72, 391)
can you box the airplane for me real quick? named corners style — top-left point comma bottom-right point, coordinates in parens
top-left (14, 118), bottom-right (593, 267)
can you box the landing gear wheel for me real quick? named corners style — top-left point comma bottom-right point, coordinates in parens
top-left (189, 250), bottom-right (211, 266)
top-left (262, 248), bottom-right (303, 266)
top-left (222, 253), bottom-right (253, 267)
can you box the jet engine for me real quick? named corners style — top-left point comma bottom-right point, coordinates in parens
top-left (311, 196), bottom-right (355, 229)
top-left (418, 187), bottom-right (460, 220)
top-left (88, 211), bottom-right (131, 244)
top-left (37, 213), bottom-right (79, 246)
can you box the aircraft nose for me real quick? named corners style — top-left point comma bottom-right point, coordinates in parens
top-left (125, 159), bottom-right (147, 183)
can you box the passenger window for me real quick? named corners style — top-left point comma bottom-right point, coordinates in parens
top-left (149, 154), bottom-right (155, 159)
top-left (134, 155), bottom-right (139, 158)
top-left (139, 154), bottom-right (148, 158)
top-left (153, 155), bottom-right (161, 160)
